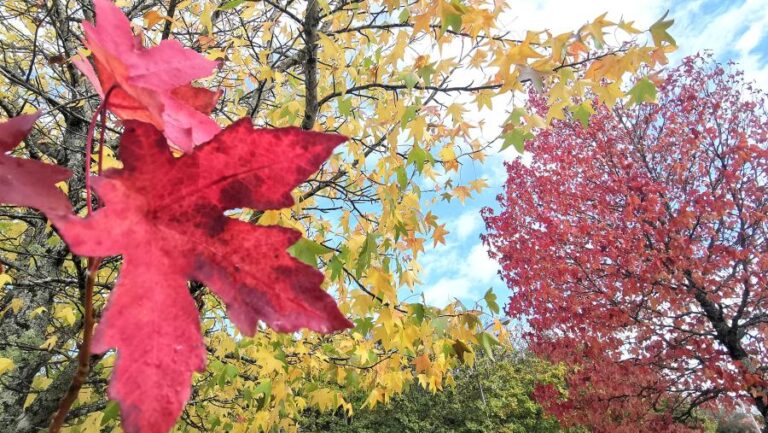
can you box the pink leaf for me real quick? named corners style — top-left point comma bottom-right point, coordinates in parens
top-left (56, 120), bottom-right (352, 432)
top-left (74, 0), bottom-right (221, 151)
top-left (0, 113), bottom-right (72, 219)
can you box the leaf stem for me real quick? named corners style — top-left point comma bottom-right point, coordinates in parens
top-left (83, 86), bottom-right (116, 213)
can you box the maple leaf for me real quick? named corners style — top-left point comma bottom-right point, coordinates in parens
top-left (57, 120), bottom-right (352, 433)
top-left (0, 113), bottom-right (72, 218)
top-left (649, 10), bottom-right (676, 47)
top-left (73, 0), bottom-right (221, 151)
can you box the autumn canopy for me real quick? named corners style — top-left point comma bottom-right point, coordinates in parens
top-left (0, 0), bottom-right (679, 432)
top-left (483, 55), bottom-right (768, 432)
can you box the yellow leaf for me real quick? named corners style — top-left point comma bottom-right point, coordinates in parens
top-left (200, 2), bottom-right (215, 34)
top-left (470, 178), bottom-right (488, 193)
top-left (55, 181), bottom-right (69, 195)
top-left (452, 186), bottom-right (471, 203)
top-left (432, 223), bottom-right (448, 247)
top-left (54, 305), bottom-right (77, 326)
top-left (81, 411), bottom-right (104, 433)
top-left (475, 90), bottom-right (493, 110)
top-left (409, 116), bottom-right (427, 142)
top-left (100, 147), bottom-right (123, 171)
top-left (438, 145), bottom-right (458, 172)
top-left (310, 388), bottom-right (338, 412)
top-left (591, 81), bottom-right (623, 107)
top-left (446, 103), bottom-right (465, 124)
top-left (143, 10), bottom-right (165, 28)
top-left (39, 336), bottom-right (57, 350)
top-left (10, 298), bottom-right (23, 314)
top-left (258, 210), bottom-right (281, 225)
top-left (580, 12), bottom-right (615, 47)
top-left (30, 306), bottom-right (47, 318)
top-left (0, 357), bottom-right (14, 375)
top-left (363, 389), bottom-right (382, 409)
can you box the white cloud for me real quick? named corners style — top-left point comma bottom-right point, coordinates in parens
top-left (424, 277), bottom-right (474, 306)
top-left (466, 243), bottom-right (498, 282)
top-left (420, 242), bottom-right (501, 307)
top-left (452, 209), bottom-right (482, 241)
top-left (502, 0), bottom-right (666, 34)
top-left (669, 0), bottom-right (768, 82)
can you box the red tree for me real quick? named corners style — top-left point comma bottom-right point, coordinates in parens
top-left (482, 54), bottom-right (768, 432)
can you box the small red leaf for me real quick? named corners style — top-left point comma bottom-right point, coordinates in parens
top-left (56, 120), bottom-right (352, 432)
top-left (74, 0), bottom-right (221, 151)
top-left (0, 113), bottom-right (72, 218)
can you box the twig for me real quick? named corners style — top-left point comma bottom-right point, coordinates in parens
top-left (48, 258), bottom-right (100, 433)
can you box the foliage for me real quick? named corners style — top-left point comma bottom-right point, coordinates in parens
top-left (483, 54), bottom-right (768, 432)
top-left (300, 350), bottom-right (576, 433)
top-left (0, 0), bottom-right (671, 431)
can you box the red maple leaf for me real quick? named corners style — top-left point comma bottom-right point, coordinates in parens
top-left (55, 120), bottom-right (352, 433)
top-left (73, 0), bottom-right (221, 151)
top-left (0, 113), bottom-right (72, 218)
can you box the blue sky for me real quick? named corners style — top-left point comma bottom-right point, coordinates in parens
top-left (412, 0), bottom-right (768, 308)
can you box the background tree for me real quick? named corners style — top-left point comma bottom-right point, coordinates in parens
top-left (0, 0), bottom-right (671, 431)
top-left (483, 54), bottom-right (768, 433)
top-left (300, 349), bottom-right (576, 433)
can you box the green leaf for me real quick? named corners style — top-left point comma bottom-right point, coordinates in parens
top-left (287, 238), bottom-right (333, 268)
top-left (253, 380), bottom-right (272, 410)
top-left (649, 10), bottom-right (676, 47)
top-left (440, 1), bottom-right (467, 33)
top-left (395, 166), bottom-right (408, 190)
top-left (477, 332), bottom-right (500, 360)
top-left (433, 316), bottom-right (449, 334)
top-left (506, 107), bottom-right (527, 126)
top-left (224, 363), bottom-right (239, 380)
top-left (409, 303), bottom-right (426, 324)
top-left (483, 288), bottom-right (500, 315)
top-left (393, 221), bottom-right (408, 241)
top-left (398, 7), bottom-right (410, 23)
top-left (400, 72), bottom-right (420, 90)
top-left (218, 0), bottom-right (247, 10)
top-left (570, 101), bottom-right (594, 129)
top-left (500, 129), bottom-right (533, 153)
top-left (354, 317), bottom-right (374, 335)
top-left (328, 254), bottom-right (343, 281)
top-left (253, 380), bottom-right (272, 397)
top-left (401, 105), bottom-right (419, 129)
top-left (101, 401), bottom-right (121, 426)
top-left (407, 144), bottom-right (428, 172)
top-left (355, 233), bottom-right (378, 277)
top-left (338, 97), bottom-right (352, 116)
top-left (417, 63), bottom-right (437, 85)
top-left (627, 77), bottom-right (658, 106)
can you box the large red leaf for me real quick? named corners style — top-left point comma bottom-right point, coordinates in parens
top-left (57, 120), bottom-right (352, 433)
top-left (73, 0), bottom-right (221, 151)
top-left (0, 113), bottom-right (72, 218)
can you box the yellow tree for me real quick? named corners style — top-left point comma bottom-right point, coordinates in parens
top-left (0, 0), bottom-right (674, 431)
